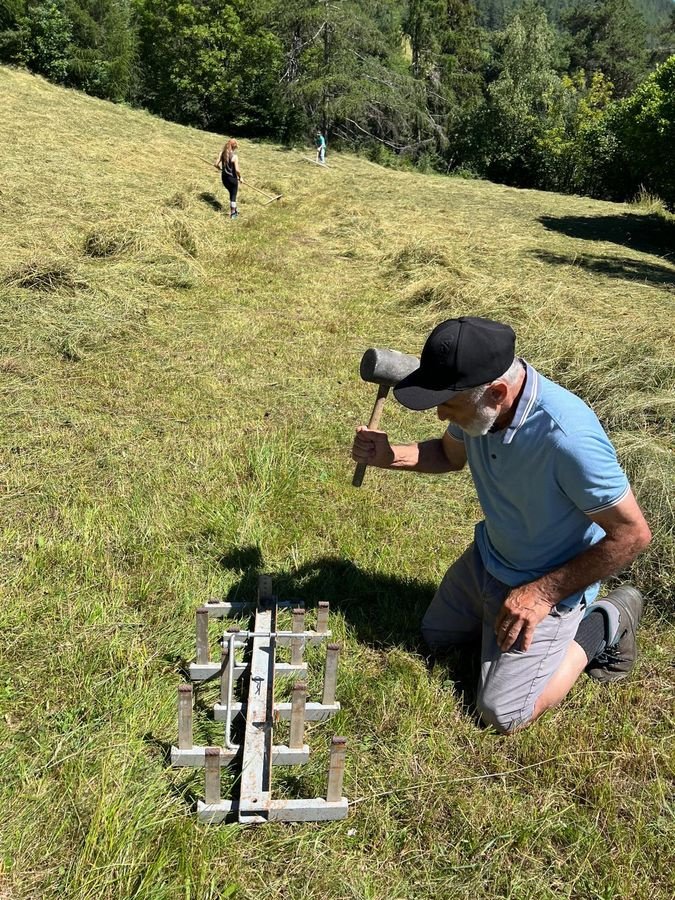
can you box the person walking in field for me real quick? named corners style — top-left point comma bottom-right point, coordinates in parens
top-left (352, 316), bottom-right (651, 734)
top-left (315, 131), bottom-right (327, 164)
top-left (215, 138), bottom-right (242, 219)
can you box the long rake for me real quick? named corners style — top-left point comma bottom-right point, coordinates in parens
top-left (197, 156), bottom-right (283, 204)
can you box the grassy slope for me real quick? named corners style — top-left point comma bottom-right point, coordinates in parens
top-left (0, 66), bottom-right (673, 900)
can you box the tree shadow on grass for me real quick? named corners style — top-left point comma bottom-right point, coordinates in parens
top-left (533, 249), bottom-right (675, 288)
top-left (539, 213), bottom-right (675, 261)
top-left (217, 545), bottom-right (481, 716)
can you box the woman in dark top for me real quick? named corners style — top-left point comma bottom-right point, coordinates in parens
top-left (215, 139), bottom-right (242, 219)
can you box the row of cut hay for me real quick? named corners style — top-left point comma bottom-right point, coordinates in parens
top-left (1, 207), bottom-right (207, 363)
top-left (83, 209), bottom-right (200, 260)
top-left (2, 258), bottom-right (88, 293)
top-left (3, 206), bottom-right (203, 296)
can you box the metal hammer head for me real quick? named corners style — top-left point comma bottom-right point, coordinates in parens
top-left (359, 347), bottom-right (419, 387)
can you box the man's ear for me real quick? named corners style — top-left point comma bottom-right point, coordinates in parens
top-left (488, 381), bottom-right (508, 404)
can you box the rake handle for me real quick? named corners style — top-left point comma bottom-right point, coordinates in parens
top-left (241, 179), bottom-right (278, 201)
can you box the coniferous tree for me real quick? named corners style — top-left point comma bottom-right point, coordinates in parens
top-left (273, 0), bottom-right (425, 150)
top-left (561, 0), bottom-right (649, 96)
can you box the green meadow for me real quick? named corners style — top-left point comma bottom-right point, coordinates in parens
top-left (0, 66), bottom-right (673, 899)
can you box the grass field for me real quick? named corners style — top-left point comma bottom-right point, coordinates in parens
top-left (0, 66), bottom-right (673, 900)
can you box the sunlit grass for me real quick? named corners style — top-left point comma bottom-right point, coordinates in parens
top-left (0, 66), bottom-right (673, 900)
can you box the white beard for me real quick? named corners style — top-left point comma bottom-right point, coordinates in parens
top-left (461, 403), bottom-right (500, 437)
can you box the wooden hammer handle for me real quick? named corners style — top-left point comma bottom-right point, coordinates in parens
top-left (352, 383), bottom-right (390, 487)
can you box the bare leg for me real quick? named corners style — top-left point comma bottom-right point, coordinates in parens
top-left (530, 640), bottom-right (588, 723)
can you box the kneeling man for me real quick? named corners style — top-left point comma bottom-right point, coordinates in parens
top-left (352, 317), bottom-right (652, 733)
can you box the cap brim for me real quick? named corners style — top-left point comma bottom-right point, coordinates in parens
top-left (393, 371), bottom-right (458, 410)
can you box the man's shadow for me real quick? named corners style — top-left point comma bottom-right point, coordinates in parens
top-left (217, 545), bottom-right (480, 715)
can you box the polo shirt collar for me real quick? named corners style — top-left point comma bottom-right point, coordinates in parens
top-left (501, 359), bottom-right (539, 445)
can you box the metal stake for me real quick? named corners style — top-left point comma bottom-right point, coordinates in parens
top-left (322, 643), bottom-right (340, 706)
top-left (316, 601), bottom-right (330, 633)
top-left (204, 747), bottom-right (221, 804)
top-left (289, 681), bottom-right (307, 750)
top-left (326, 736), bottom-right (347, 802)
top-left (291, 606), bottom-right (305, 666)
top-left (196, 608), bottom-right (209, 664)
top-left (178, 684), bottom-right (193, 749)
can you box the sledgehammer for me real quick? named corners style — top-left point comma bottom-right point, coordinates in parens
top-left (352, 347), bottom-right (419, 487)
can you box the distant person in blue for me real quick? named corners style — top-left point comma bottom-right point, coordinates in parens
top-left (352, 316), bottom-right (652, 734)
top-left (315, 131), bottom-right (326, 164)
top-left (215, 138), bottom-right (242, 219)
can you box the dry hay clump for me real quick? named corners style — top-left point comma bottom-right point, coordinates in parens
top-left (3, 258), bottom-right (88, 293)
top-left (164, 191), bottom-right (190, 210)
top-left (83, 224), bottom-right (143, 258)
top-left (169, 217), bottom-right (198, 258)
top-left (390, 241), bottom-right (450, 275)
top-left (139, 253), bottom-right (198, 290)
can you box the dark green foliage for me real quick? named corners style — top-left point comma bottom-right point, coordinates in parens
top-left (66, 0), bottom-right (137, 99)
top-left (478, 1), bottom-right (563, 186)
top-left (0, 0), bottom-right (25, 30)
top-left (15, 0), bottom-right (73, 81)
top-left (475, 0), bottom-right (674, 30)
top-left (602, 56), bottom-right (675, 207)
top-left (562, 0), bottom-right (649, 96)
top-left (652, 7), bottom-right (675, 65)
top-left (135, 0), bottom-right (285, 132)
top-left (272, 0), bottom-right (426, 149)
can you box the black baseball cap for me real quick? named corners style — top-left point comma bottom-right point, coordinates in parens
top-left (393, 316), bottom-right (516, 410)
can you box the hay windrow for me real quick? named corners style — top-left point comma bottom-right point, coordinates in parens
top-left (169, 217), bottom-right (198, 257)
top-left (139, 252), bottom-right (198, 289)
top-left (164, 191), bottom-right (190, 210)
top-left (3, 258), bottom-right (88, 293)
top-left (83, 224), bottom-right (143, 258)
top-left (390, 241), bottom-right (450, 274)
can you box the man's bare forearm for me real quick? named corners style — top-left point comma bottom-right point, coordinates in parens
top-left (388, 439), bottom-right (457, 473)
top-left (531, 529), bottom-right (651, 607)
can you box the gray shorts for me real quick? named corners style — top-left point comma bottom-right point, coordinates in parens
top-left (422, 543), bottom-right (584, 732)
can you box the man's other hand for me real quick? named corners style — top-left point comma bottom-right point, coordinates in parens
top-left (351, 427), bottom-right (395, 469)
top-left (495, 584), bottom-right (554, 652)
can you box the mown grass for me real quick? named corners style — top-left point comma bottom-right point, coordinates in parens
top-left (0, 66), bottom-right (674, 900)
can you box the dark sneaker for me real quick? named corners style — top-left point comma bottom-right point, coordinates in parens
top-left (586, 586), bottom-right (643, 683)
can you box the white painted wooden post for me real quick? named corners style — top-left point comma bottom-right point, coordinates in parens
top-left (204, 747), bottom-right (221, 804)
top-left (326, 736), bottom-right (347, 802)
top-left (322, 643), bottom-right (340, 706)
top-left (178, 684), bottom-right (193, 749)
top-left (291, 606), bottom-right (305, 666)
top-left (196, 608), bottom-right (209, 664)
top-left (289, 682), bottom-right (307, 750)
top-left (316, 601), bottom-right (330, 633)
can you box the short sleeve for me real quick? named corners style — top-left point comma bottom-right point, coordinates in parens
top-left (555, 430), bottom-right (629, 515)
top-left (446, 423), bottom-right (465, 443)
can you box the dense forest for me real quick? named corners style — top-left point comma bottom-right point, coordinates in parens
top-left (1, 0), bottom-right (674, 205)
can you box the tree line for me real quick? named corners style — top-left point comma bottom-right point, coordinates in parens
top-left (1, 0), bottom-right (674, 206)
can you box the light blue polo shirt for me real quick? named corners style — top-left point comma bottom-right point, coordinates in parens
top-left (446, 360), bottom-right (630, 607)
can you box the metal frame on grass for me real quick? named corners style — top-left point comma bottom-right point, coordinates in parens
top-left (171, 575), bottom-right (348, 824)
